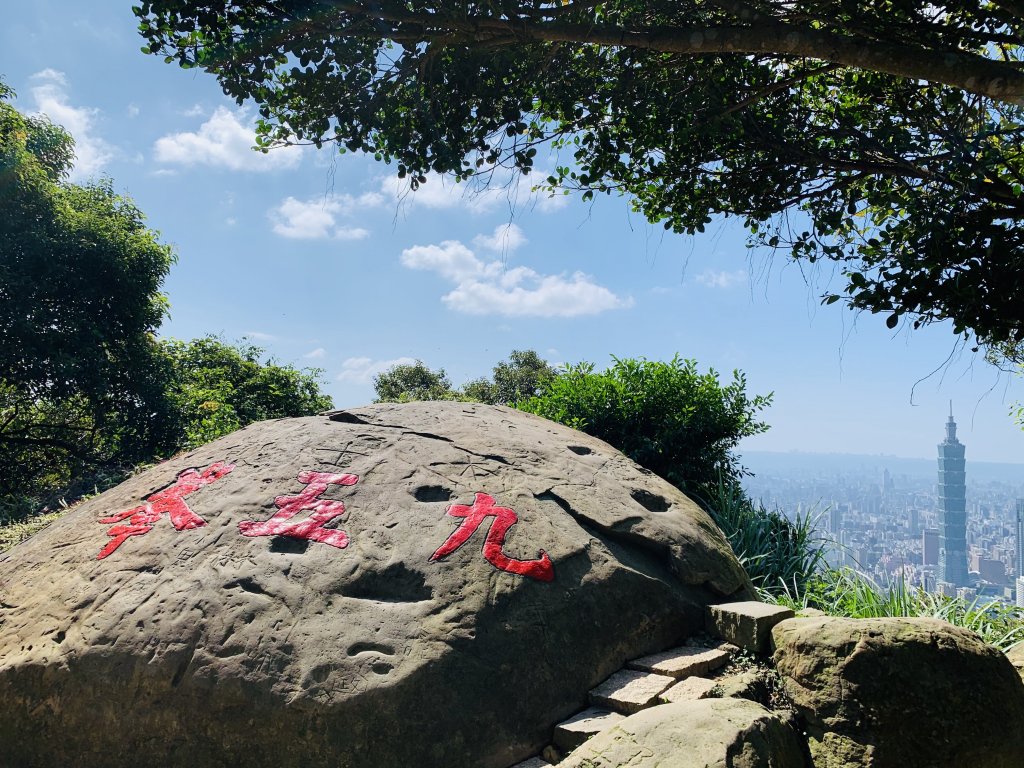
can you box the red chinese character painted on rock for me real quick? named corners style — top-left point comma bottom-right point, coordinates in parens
top-left (239, 471), bottom-right (358, 548)
top-left (430, 493), bottom-right (554, 582)
top-left (97, 461), bottom-right (235, 560)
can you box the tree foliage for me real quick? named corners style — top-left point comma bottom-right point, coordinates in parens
top-left (0, 83), bottom-right (333, 509)
top-left (373, 360), bottom-right (459, 402)
top-left (135, 1), bottom-right (1024, 350)
top-left (374, 350), bottom-right (557, 404)
top-left (161, 336), bottom-right (334, 448)
top-left (1, 83), bottom-right (176, 498)
top-left (462, 349), bottom-right (557, 405)
top-left (519, 355), bottom-right (771, 494)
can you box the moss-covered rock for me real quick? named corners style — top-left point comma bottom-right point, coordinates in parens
top-left (772, 616), bottom-right (1024, 768)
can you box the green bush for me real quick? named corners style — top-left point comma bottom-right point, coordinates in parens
top-left (518, 355), bottom-right (772, 496)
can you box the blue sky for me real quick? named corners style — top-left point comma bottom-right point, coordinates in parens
top-left (4, 0), bottom-right (1024, 463)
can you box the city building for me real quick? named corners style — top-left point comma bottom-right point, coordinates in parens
top-left (1017, 498), bottom-right (1024, 577)
top-left (922, 528), bottom-right (939, 566)
top-left (938, 405), bottom-right (969, 587)
top-left (829, 504), bottom-right (843, 537)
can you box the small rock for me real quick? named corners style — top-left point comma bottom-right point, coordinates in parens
top-left (628, 645), bottom-right (730, 678)
top-left (661, 676), bottom-right (718, 702)
top-left (552, 707), bottom-right (625, 752)
top-left (706, 601), bottom-right (794, 653)
top-left (713, 669), bottom-right (770, 705)
top-left (541, 745), bottom-right (560, 764)
top-left (510, 759), bottom-right (549, 768)
top-left (589, 669), bottom-right (675, 714)
top-left (558, 698), bottom-right (806, 768)
top-left (713, 640), bottom-right (741, 655)
top-left (797, 607), bottom-right (828, 618)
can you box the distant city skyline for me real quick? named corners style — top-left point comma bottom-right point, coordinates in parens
top-left (744, 429), bottom-right (1022, 605)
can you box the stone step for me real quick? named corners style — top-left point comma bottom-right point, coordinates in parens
top-left (661, 675), bottom-right (718, 703)
top-left (552, 707), bottom-right (626, 753)
top-left (627, 644), bottom-right (732, 679)
top-left (706, 601), bottom-right (795, 653)
top-left (588, 669), bottom-right (675, 715)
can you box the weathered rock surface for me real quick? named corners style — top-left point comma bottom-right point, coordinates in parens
top-left (1006, 641), bottom-right (1024, 681)
top-left (708, 601), bottom-right (794, 653)
top-left (558, 698), bottom-right (807, 768)
top-left (589, 669), bottom-right (676, 714)
top-left (660, 675), bottom-right (718, 702)
top-left (553, 707), bottom-right (625, 752)
top-left (772, 616), bottom-right (1024, 768)
top-left (0, 402), bottom-right (750, 768)
top-left (628, 643), bottom-right (731, 678)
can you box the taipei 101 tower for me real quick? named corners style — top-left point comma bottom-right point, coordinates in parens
top-left (938, 403), bottom-right (968, 587)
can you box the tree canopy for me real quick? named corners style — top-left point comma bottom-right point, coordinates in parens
top-left (373, 360), bottom-right (458, 402)
top-left (1, 82), bottom-right (176, 497)
top-left (135, 0), bottom-right (1024, 352)
top-left (373, 350), bottom-right (557, 404)
top-left (462, 349), bottom-right (557, 405)
top-left (0, 82), bottom-right (333, 509)
top-left (162, 336), bottom-right (334, 448)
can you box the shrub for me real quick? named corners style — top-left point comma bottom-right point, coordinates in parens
top-left (518, 355), bottom-right (772, 496)
top-left (698, 477), bottom-right (829, 597)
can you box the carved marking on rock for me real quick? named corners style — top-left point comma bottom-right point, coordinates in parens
top-left (430, 492), bottom-right (554, 582)
top-left (97, 462), bottom-right (235, 560)
top-left (239, 471), bottom-right (358, 549)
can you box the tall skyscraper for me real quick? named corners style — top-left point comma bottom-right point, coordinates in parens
top-left (937, 404), bottom-right (968, 587)
top-left (1016, 498), bottom-right (1024, 579)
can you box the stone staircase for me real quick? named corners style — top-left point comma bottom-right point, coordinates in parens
top-left (510, 601), bottom-right (794, 767)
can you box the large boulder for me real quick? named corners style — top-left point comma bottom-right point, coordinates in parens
top-left (772, 616), bottom-right (1024, 768)
top-left (0, 402), bottom-right (750, 768)
top-left (558, 698), bottom-right (808, 768)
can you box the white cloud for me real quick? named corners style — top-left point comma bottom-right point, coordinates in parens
top-left (337, 356), bottom-right (417, 384)
top-left (473, 223), bottom-right (527, 253)
top-left (400, 241), bottom-right (482, 282)
top-left (695, 269), bottom-right (747, 289)
top-left (244, 331), bottom-right (277, 341)
top-left (268, 193), bottom-right (380, 240)
top-left (127, 104), bottom-right (140, 118)
top-left (154, 107), bottom-right (302, 171)
top-left (32, 68), bottom-right (67, 86)
top-left (304, 347), bottom-right (326, 359)
top-left (28, 69), bottom-right (114, 180)
top-left (400, 236), bottom-right (631, 318)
